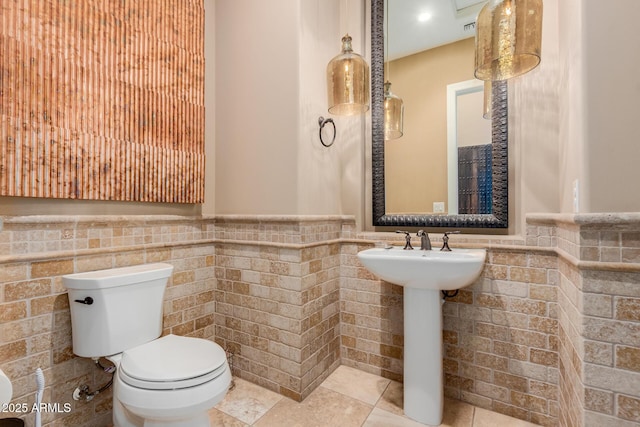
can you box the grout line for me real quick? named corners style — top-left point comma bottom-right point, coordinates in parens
top-left (358, 397), bottom-right (375, 427)
top-left (372, 379), bottom-right (391, 408)
top-left (470, 405), bottom-right (476, 427)
top-left (360, 379), bottom-right (393, 426)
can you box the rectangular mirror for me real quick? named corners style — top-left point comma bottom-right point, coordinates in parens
top-left (371, 0), bottom-right (508, 228)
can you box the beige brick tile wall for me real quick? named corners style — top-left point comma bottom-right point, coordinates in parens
top-left (558, 258), bottom-right (584, 427)
top-left (212, 217), bottom-right (348, 402)
top-left (543, 214), bottom-right (640, 427)
top-left (340, 241), bottom-right (404, 382)
top-left (441, 249), bottom-right (560, 426)
top-left (580, 266), bottom-right (640, 426)
top-left (0, 216), bottom-right (217, 427)
top-left (3, 213), bottom-right (640, 427)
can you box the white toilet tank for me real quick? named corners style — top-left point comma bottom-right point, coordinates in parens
top-left (63, 263), bottom-right (174, 358)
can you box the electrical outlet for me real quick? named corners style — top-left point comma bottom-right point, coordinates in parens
top-left (433, 202), bottom-right (445, 213)
top-left (573, 179), bottom-right (579, 213)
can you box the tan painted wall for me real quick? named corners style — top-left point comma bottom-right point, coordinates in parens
top-left (508, 0), bottom-right (562, 232)
top-left (213, 0), bottom-right (366, 217)
top-left (582, 0), bottom-right (640, 213)
top-left (384, 38), bottom-right (476, 214)
top-left (512, 0), bottom-right (640, 218)
top-left (214, 0), bottom-right (300, 215)
top-left (203, 0), bottom-right (216, 215)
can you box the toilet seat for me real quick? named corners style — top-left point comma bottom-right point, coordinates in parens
top-left (119, 334), bottom-right (227, 390)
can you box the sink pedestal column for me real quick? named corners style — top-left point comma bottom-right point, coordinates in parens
top-left (403, 287), bottom-right (443, 426)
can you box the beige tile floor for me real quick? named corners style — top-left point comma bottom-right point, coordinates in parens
top-left (209, 365), bottom-right (541, 427)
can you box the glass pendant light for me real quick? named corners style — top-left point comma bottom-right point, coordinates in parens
top-left (474, 0), bottom-right (543, 81)
top-left (327, 34), bottom-right (370, 115)
top-left (383, 0), bottom-right (403, 139)
top-left (384, 81), bottom-right (404, 139)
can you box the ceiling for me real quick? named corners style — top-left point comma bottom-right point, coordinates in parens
top-left (386, 0), bottom-right (487, 60)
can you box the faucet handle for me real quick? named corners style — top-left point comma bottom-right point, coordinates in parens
top-left (395, 230), bottom-right (414, 250)
top-left (441, 231), bottom-right (460, 251)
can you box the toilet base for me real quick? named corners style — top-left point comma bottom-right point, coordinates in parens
top-left (112, 398), bottom-right (143, 427)
top-left (113, 398), bottom-right (210, 427)
top-left (143, 414), bottom-right (210, 427)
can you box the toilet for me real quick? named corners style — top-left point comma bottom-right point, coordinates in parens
top-left (63, 263), bottom-right (231, 427)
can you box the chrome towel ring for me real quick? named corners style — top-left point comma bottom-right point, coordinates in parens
top-left (318, 116), bottom-right (336, 147)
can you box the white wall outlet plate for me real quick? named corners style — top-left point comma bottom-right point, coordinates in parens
top-left (433, 202), bottom-right (445, 213)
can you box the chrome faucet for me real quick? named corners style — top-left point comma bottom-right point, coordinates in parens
top-left (396, 230), bottom-right (414, 250)
top-left (416, 230), bottom-right (431, 250)
top-left (441, 231), bottom-right (461, 251)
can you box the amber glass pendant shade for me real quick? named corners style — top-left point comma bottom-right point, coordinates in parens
top-left (475, 0), bottom-right (543, 81)
top-left (327, 34), bottom-right (370, 115)
top-left (384, 81), bottom-right (404, 139)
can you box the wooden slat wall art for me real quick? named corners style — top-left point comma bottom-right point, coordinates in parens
top-left (0, 0), bottom-right (205, 203)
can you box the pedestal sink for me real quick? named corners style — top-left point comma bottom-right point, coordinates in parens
top-left (357, 247), bottom-right (486, 426)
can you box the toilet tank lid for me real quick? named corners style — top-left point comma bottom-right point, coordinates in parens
top-left (62, 263), bottom-right (174, 290)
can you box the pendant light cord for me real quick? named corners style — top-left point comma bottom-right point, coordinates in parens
top-left (341, 0), bottom-right (347, 37)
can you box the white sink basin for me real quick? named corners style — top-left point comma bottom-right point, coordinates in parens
top-left (357, 245), bottom-right (486, 426)
top-left (357, 247), bottom-right (486, 290)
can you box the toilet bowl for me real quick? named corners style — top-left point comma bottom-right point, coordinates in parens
top-left (110, 335), bottom-right (231, 427)
top-left (63, 263), bottom-right (230, 427)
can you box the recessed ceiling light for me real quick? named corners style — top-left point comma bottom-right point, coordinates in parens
top-left (417, 12), bottom-right (432, 22)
